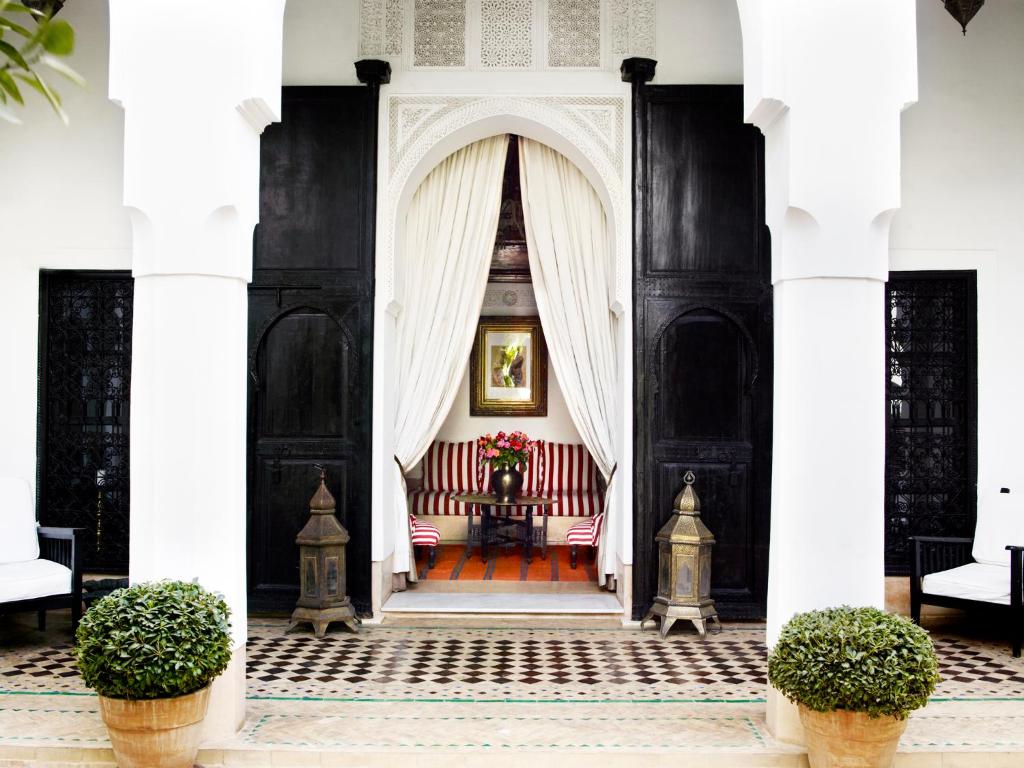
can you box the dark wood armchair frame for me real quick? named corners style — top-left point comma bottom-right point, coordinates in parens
top-left (909, 535), bottom-right (1023, 657)
top-left (0, 527), bottom-right (84, 632)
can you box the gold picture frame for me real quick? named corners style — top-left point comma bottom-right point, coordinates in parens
top-left (470, 316), bottom-right (548, 417)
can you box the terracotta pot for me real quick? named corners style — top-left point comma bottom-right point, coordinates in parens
top-left (799, 705), bottom-right (908, 768)
top-left (99, 686), bottom-right (210, 768)
top-left (492, 467), bottom-right (523, 503)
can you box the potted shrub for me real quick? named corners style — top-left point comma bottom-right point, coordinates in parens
top-left (768, 606), bottom-right (939, 768)
top-left (75, 580), bottom-right (232, 768)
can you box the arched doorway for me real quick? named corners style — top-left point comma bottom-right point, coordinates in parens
top-left (371, 99), bottom-right (631, 617)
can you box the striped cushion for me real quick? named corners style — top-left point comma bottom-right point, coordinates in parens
top-left (565, 512), bottom-right (604, 547)
top-left (420, 441), bottom-right (600, 493)
top-left (408, 489), bottom-right (600, 518)
top-left (421, 441), bottom-right (483, 493)
top-left (409, 515), bottom-right (441, 546)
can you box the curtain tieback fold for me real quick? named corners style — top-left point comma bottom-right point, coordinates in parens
top-left (393, 455), bottom-right (407, 476)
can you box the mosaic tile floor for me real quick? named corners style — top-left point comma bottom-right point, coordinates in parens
top-left (1, 615), bottom-right (1023, 764)
top-left (3, 619), bottom-right (1023, 702)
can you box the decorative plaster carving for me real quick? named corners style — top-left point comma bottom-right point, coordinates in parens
top-left (414, 0), bottom-right (466, 68)
top-left (385, 0), bottom-right (404, 55)
top-left (484, 283), bottom-right (537, 311)
top-left (359, 0), bottom-right (385, 56)
top-left (609, 0), bottom-right (655, 58)
top-left (381, 94), bottom-right (628, 308)
top-left (547, 0), bottom-right (601, 68)
top-left (362, 0), bottom-right (656, 69)
top-left (481, 0), bottom-right (533, 69)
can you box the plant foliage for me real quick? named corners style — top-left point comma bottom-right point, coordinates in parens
top-left (0, 0), bottom-right (83, 124)
top-left (767, 606), bottom-right (939, 720)
top-left (75, 580), bottom-right (233, 700)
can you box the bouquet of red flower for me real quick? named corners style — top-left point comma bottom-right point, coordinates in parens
top-left (477, 430), bottom-right (538, 471)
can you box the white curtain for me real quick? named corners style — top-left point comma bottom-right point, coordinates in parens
top-left (518, 138), bottom-right (618, 586)
top-left (392, 135), bottom-right (510, 577)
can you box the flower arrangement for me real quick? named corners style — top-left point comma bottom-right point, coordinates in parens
top-left (477, 431), bottom-right (539, 470)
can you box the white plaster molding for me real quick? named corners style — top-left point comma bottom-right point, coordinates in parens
top-left (380, 93), bottom-right (628, 306)
top-left (547, 0), bottom-right (601, 68)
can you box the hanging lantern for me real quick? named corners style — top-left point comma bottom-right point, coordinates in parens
top-left (289, 467), bottom-right (358, 637)
top-left (944, 0), bottom-right (985, 35)
top-left (642, 471), bottom-right (720, 638)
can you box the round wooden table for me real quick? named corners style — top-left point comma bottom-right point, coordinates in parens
top-left (453, 494), bottom-right (555, 564)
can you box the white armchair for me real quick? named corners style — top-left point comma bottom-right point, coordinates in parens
top-left (911, 489), bottom-right (1023, 657)
top-left (0, 477), bottom-right (83, 630)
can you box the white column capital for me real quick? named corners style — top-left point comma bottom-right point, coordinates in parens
top-left (109, 0), bottom-right (286, 280)
top-left (737, 0), bottom-right (918, 281)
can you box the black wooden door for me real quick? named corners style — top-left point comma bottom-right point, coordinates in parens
top-left (248, 85), bottom-right (380, 613)
top-left (631, 82), bottom-right (772, 620)
top-left (37, 270), bottom-right (133, 573)
top-left (885, 271), bottom-right (977, 575)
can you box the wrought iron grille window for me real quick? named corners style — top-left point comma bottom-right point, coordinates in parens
top-left (38, 271), bottom-right (133, 572)
top-left (885, 271), bottom-right (977, 576)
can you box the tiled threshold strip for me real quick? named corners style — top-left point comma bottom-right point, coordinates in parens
top-left (0, 696), bottom-right (1023, 767)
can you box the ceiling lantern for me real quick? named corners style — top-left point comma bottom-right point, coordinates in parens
top-left (944, 0), bottom-right (985, 35)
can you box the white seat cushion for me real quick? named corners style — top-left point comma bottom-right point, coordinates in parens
top-left (0, 559), bottom-right (72, 603)
top-left (922, 562), bottom-right (1011, 605)
top-left (0, 477), bottom-right (39, 564)
top-left (973, 491), bottom-right (1024, 567)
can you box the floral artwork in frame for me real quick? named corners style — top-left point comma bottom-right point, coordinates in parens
top-left (469, 316), bottom-right (547, 417)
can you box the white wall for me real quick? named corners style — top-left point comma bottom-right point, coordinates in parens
top-left (282, 0), bottom-right (361, 85)
top-left (0, 0), bottom-right (131, 491)
top-left (890, 0), bottom-right (1024, 507)
top-left (655, 0), bottom-right (742, 84)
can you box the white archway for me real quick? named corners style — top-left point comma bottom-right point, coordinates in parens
top-left (369, 94), bottom-right (633, 617)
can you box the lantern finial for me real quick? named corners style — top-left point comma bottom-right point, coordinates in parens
top-left (309, 464), bottom-right (336, 512)
top-left (673, 470), bottom-right (700, 514)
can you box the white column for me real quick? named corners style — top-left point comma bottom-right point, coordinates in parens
top-left (108, 0), bottom-right (285, 739)
top-left (736, 0), bottom-right (918, 742)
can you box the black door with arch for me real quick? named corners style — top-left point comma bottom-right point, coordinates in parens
top-left (248, 83), bottom-right (383, 613)
top-left (630, 82), bottom-right (773, 619)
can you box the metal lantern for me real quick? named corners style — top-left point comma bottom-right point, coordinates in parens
top-left (289, 467), bottom-right (358, 637)
top-left (944, 0), bottom-right (984, 34)
top-left (642, 471), bottom-right (720, 638)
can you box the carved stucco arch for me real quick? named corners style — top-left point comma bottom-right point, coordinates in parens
top-left (379, 94), bottom-right (629, 311)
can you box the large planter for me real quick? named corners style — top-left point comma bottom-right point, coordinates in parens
top-left (491, 467), bottom-right (523, 503)
top-left (799, 706), bottom-right (908, 768)
top-left (99, 685), bottom-right (210, 768)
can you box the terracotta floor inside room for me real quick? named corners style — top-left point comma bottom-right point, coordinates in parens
top-left (415, 544), bottom-right (598, 583)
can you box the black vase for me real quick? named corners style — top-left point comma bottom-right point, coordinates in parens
top-left (492, 467), bottom-right (523, 504)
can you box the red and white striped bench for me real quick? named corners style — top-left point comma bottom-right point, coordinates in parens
top-left (565, 511), bottom-right (604, 569)
top-left (408, 440), bottom-right (604, 519)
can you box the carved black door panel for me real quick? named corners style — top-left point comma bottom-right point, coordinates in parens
top-left (631, 82), bottom-right (772, 620)
top-left (885, 271), bottom-right (977, 575)
top-left (37, 270), bottom-right (133, 573)
top-left (248, 85), bottom-right (380, 613)
top-left (249, 300), bottom-right (363, 610)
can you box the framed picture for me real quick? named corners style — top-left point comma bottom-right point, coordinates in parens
top-left (470, 316), bottom-right (547, 416)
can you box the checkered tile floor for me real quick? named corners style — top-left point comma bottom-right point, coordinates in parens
top-left (1, 618), bottom-right (1022, 702)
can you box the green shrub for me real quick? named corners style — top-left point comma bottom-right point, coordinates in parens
top-left (767, 606), bottom-right (939, 720)
top-left (75, 580), bottom-right (232, 700)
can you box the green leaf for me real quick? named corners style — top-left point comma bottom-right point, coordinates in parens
top-left (40, 53), bottom-right (83, 86)
top-left (0, 2), bottom-right (46, 16)
top-left (0, 68), bottom-right (23, 103)
top-left (40, 18), bottom-right (72, 55)
top-left (14, 70), bottom-right (65, 123)
top-left (0, 16), bottom-right (33, 38)
top-left (0, 37), bottom-right (30, 70)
